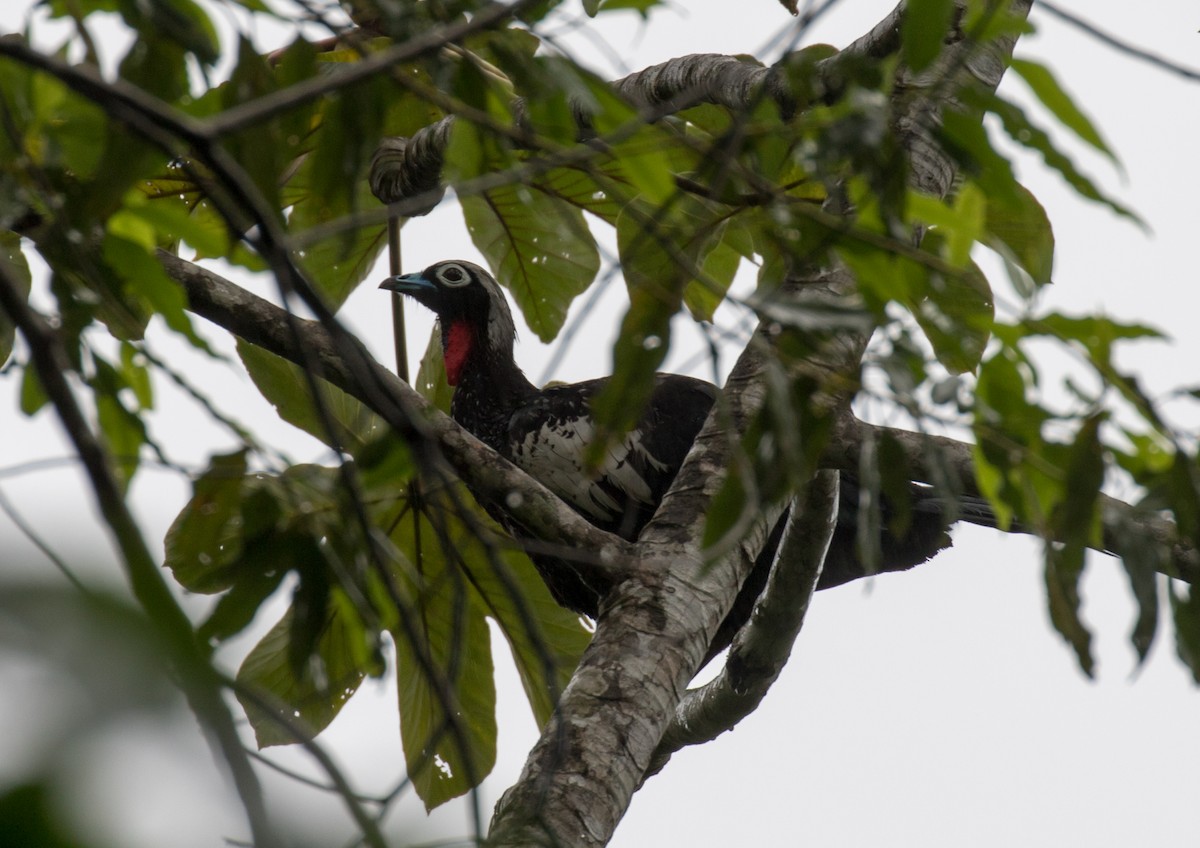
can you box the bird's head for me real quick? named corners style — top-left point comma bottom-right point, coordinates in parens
top-left (380, 259), bottom-right (516, 385)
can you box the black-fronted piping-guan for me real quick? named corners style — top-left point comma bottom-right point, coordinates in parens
top-left (381, 259), bottom-right (998, 663)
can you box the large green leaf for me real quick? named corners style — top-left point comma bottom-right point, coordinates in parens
top-left (237, 596), bottom-right (371, 747)
top-left (911, 243), bottom-right (994, 375)
top-left (1043, 414), bottom-right (1106, 678)
top-left (451, 514), bottom-right (588, 728)
top-left (164, 451), bottom-right (251, 593)
top-left (237, 339), bottom-right (387, 456)
top-left (984, 181), bottom-right (1055, 289)
top-left (386, 490), bottom-right (497, 810)
top-left (103, 213), bottom-right (209, 348)
top-left (1170, 582), bottom-right (1200, 685)
top-left (382, 480), bottom-right (588, 805)
top-left (461, 182), bottom-right (600, 341)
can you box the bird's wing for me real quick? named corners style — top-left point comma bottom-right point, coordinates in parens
top-left (507, 375), bottom-right (718, 538)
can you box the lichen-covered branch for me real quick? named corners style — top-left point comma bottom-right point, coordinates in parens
top-left (646, 471), bottom-right (840, 776)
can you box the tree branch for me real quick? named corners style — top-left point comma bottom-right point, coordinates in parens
top-left (829, 413), bottom-right (1200, 584)
top-left (646, 471), bottom-right (839, 776)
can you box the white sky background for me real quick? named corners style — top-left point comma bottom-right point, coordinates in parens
top-left (1, 1), bottom-right (1198, 846)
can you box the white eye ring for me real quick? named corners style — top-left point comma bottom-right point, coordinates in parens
top-left (437, 263), bottom-right (471, 287)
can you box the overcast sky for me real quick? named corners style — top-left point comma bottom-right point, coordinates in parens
top-left (2, 2), bottom-right (1198, 847)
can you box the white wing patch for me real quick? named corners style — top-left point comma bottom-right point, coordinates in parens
top-left (513, 418), bottom-right (668, 524)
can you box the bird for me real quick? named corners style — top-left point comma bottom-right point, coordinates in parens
top-left (381, 259), bottom-right (998, 663)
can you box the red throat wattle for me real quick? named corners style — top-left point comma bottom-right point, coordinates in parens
top-left (444, 320), bottom-right (473, 386)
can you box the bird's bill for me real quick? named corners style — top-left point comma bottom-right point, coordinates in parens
top-left (379, 272), bottom-right (436, 294)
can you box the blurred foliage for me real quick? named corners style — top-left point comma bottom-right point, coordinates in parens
top-left (0, 583), bottom-right (176, 848)
top-left (1, 0), bottom-right (1197, 826)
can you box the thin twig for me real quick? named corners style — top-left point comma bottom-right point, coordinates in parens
top-left (1035, 1), bottom-right (1200, 82)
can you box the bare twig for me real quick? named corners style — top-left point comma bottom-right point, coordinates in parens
top-left (1035, 1), bottom-right (1200, 83)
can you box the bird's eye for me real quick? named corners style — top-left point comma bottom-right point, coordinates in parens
top-left (438, 264), bottom-right (470, 287)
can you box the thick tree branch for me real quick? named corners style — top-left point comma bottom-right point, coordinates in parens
top-left (829, 413), bottom-right (1200, 584)
top-left (488, 321), bottom-right (792, 848)
top-left (646, 471), bottom-right (839, 776)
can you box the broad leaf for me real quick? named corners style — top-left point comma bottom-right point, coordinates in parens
top-left (985, 181), bottom-right (1055, 288)
top-left (237, 597), bottom-right (371, 747)
top-left (461, 182), bottom-right (600, 341)
top-left (164, 451), bottom-right (250, 593)
top-left (237, 340), bottom-right (387, 456)
top-left (386, 490), bottom-right (498, 810)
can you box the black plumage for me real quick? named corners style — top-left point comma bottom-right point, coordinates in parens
top-left (381, 260), bottom-right (993, 661)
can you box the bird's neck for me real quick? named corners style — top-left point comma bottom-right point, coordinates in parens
top-left (443, 318), bottom-right (536, 439)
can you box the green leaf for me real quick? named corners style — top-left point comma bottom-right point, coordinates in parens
top-left (282, 69), bottom-right (404, 306)
top-left (1169, 582), bottom-right (1200, 685)
top-left (468, 556), bottom-right (586, 728)
top-left (101, 217), bottom-right (209, 349)
top-left (413, 326), bottom-right (454, 414)
top-left (219, 38), bottom-right (285, 214)
top-left (461, 183), bottom-right (600, 341)
top-left (290, 197), bottom-right (389, 310)
top-left (237, 340), bottom-right (387, 456)
top-left (984, 180), bottom-right (1054, 287)
top-left (1113, 518), bottom-right (1161, 665)
top-left (164, 451), bottom-right (250, 593)
top-left (684, 231), bottom-right (742, 321)
top-left (911, 240), bottom-right (994, 375)
top-left (1030, 313), bottom-right (1162, 370)
top-left (902, 0), bottom-right (955, 72)
top-left (1040, 417), bottom-right (1105, 678)
top-left (197, 550), bottom-right (288, 644)
top-left (972, 345), bottom-right (1050, 526)
top-left (1010, 58), bottom-right (1116, 163)
top-left (120, 191), bottom-right (228, 258)
top-left (985, 93), bottom-right (1139, 224)
top-left (1044, 545), bottom-right (1094, 678)
top-left (237, 597), bottom-right (369, 747)
top-left (0, 231), bottom-right (31, 367)
top-left (118, 0), bottom-right (221, 67)
top-left (95, 389), bottom-right (145, 493)
top-left (118, 342), bottom-right (154, 410)
top-left (386, 491), bottom-right (498, 810)
top-left (533, 166), bottom-right (623, 224)
top-left (606, 126), bottom-right (684, 207)
top-left (19, 364), bottom-right (48, 416)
